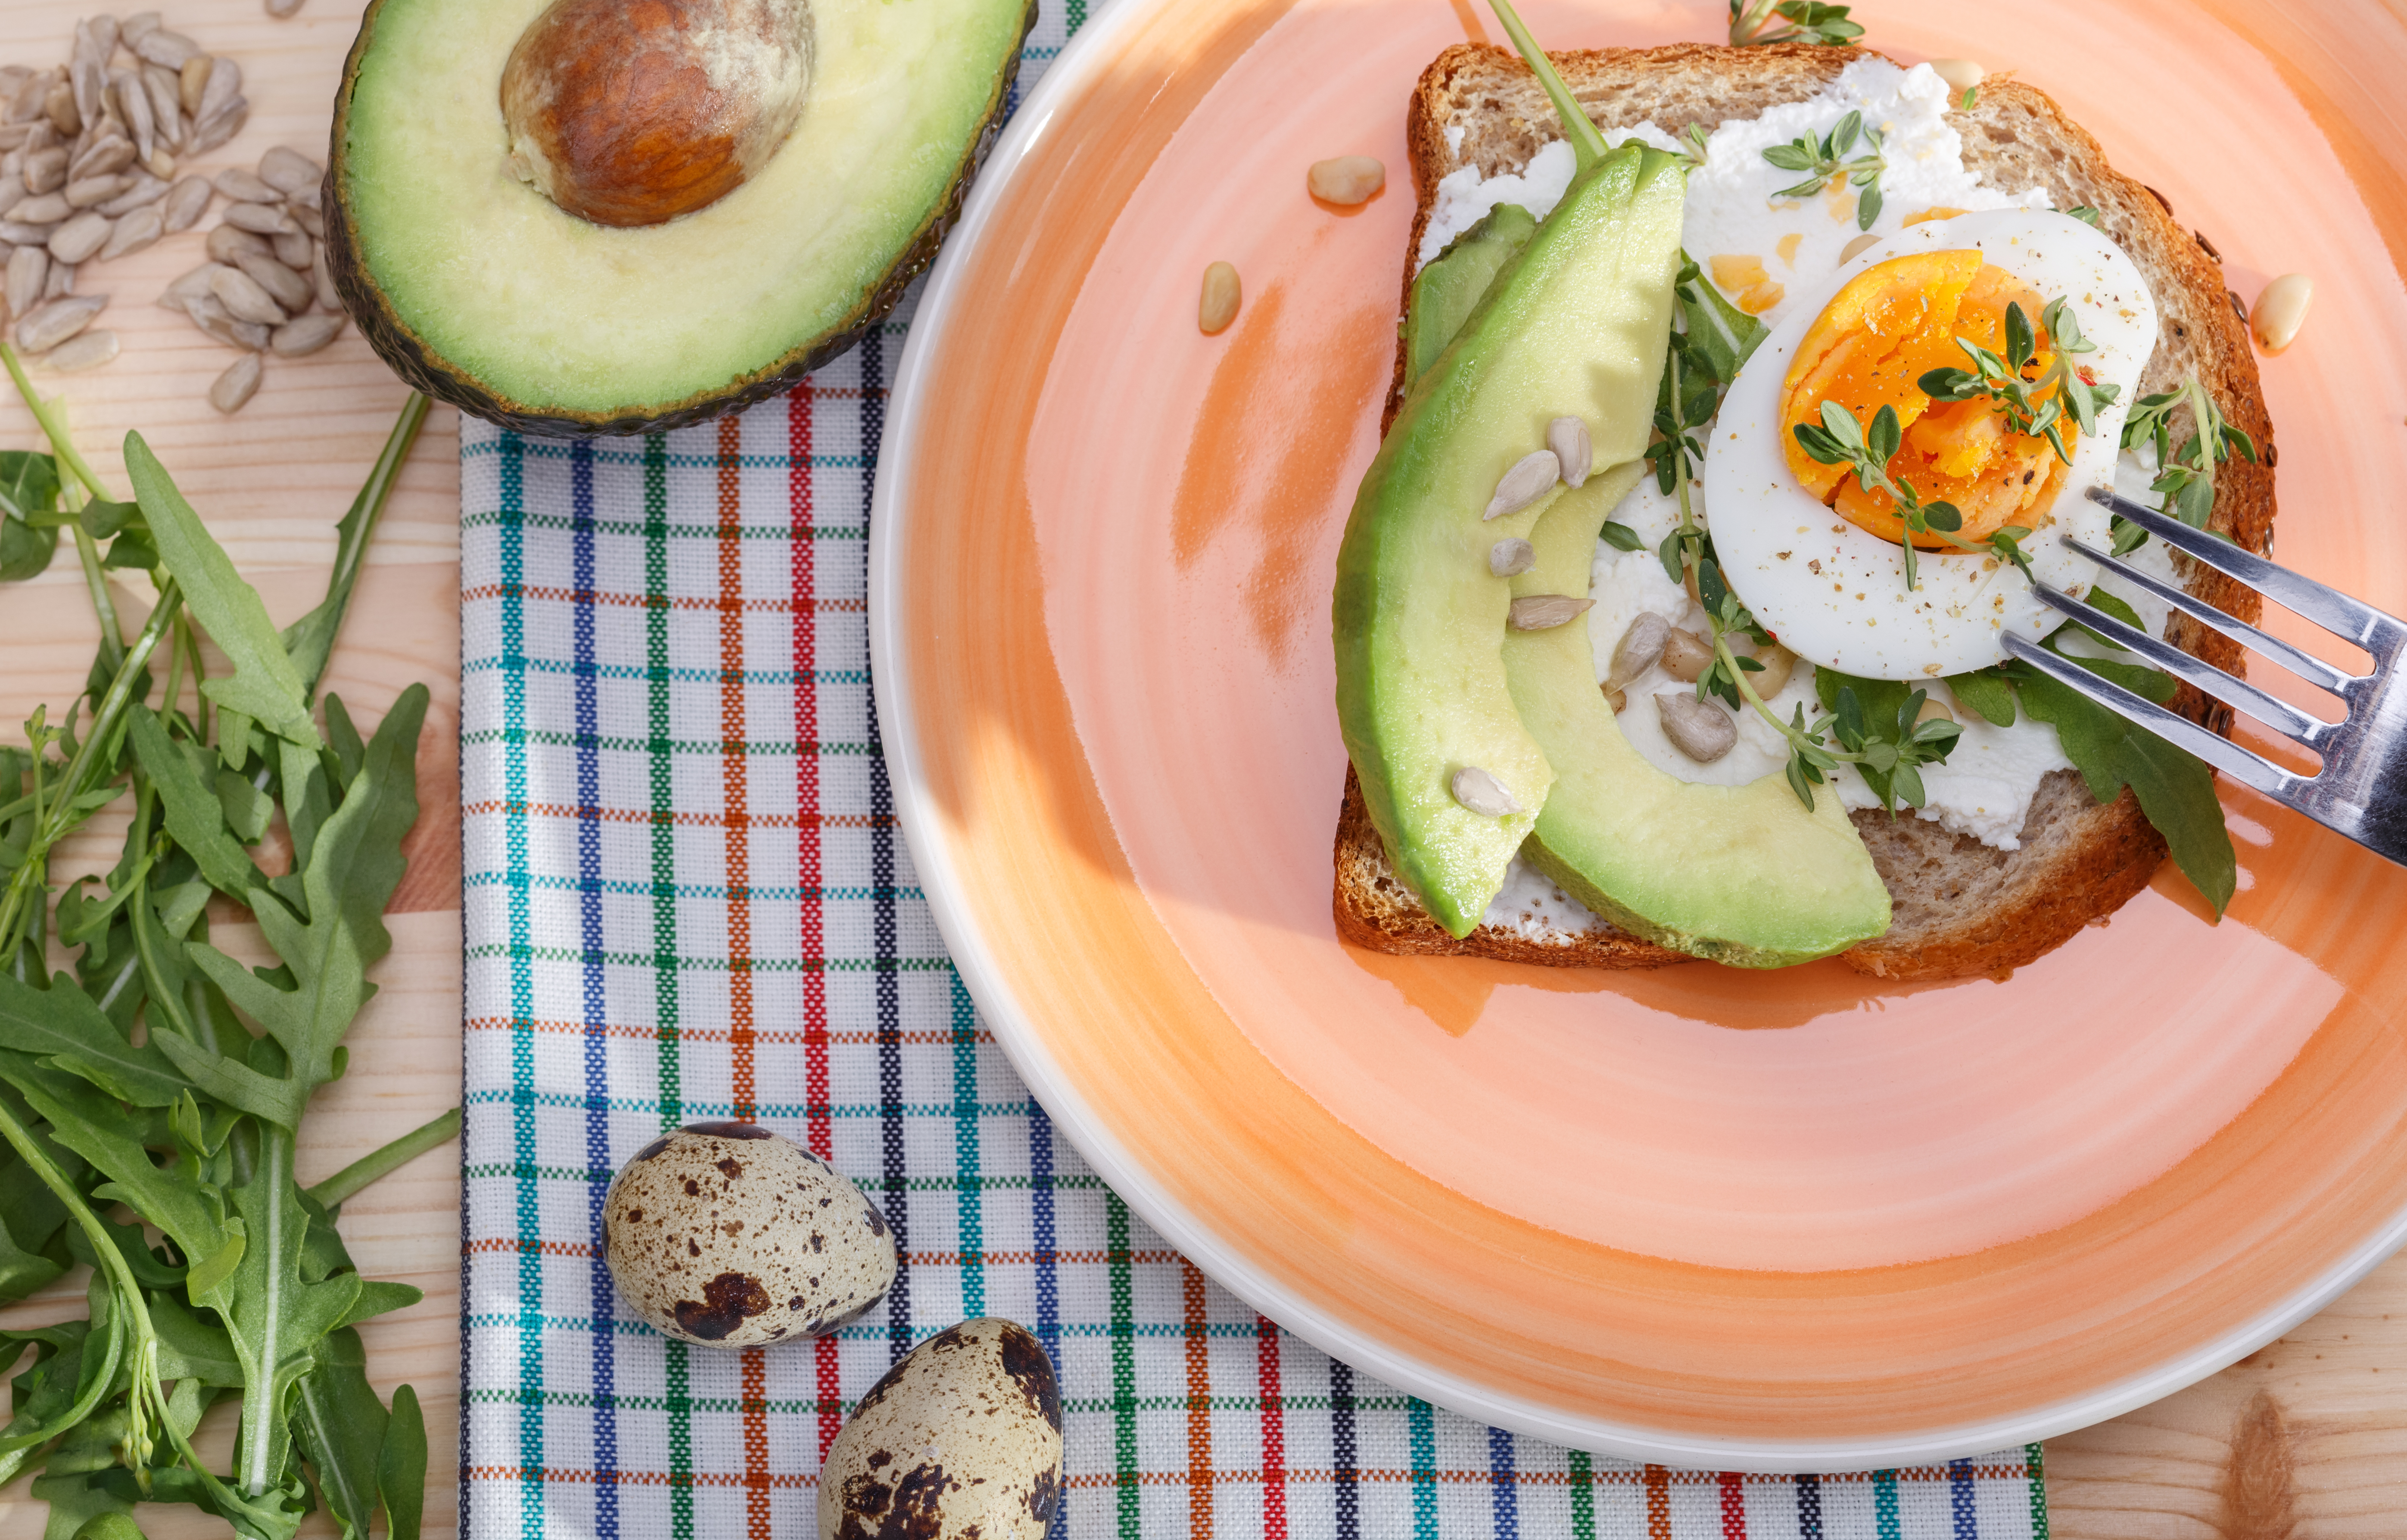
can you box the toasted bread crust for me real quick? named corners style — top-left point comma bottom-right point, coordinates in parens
top-left (1337, 42), bottom-right (2273, 979)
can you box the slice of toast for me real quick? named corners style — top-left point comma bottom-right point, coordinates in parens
top-left (1334, 41), bottom-right (2276, 981)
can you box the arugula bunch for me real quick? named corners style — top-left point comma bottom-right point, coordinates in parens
top-left (2114, 373), bottom-right (2258, 552)
top-left (1791, 401), bottom-right (2040, 590)
top-left (1917, 297), bottom-right (2123, 465)
top-left (1761, 109), bottom-right (1887, 230)
top-left (0, 355), bottom-right (449, 1540)
top-left (1728, 0), bottom-right (1864, 47)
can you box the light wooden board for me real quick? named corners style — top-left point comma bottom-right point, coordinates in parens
top-left (0, 2), bottom-right (2398, 1539)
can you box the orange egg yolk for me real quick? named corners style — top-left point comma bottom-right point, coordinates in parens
top-left (1780, 249), bottom-right (2074, 549)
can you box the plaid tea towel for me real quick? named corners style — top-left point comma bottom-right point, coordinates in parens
top-left (455, 3), bottom-right (2054, 1536)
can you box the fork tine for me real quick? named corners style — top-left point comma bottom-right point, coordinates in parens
top-left (2085, 487), bottom-right (2407, 658)
top-left (2000, 632), bottom-right (2300, 798)
top-left (2027, 583), bottom-right (2339, 748)
top-left (2061, 533), bottom-right (2360, 695)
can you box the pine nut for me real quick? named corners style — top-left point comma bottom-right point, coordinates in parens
top-left (2251, 273), bottom-right (2312, 354)
top-left (1197, 260), bottom-right (1239, 335)
top-left (1742, 641), bottom-right (1795, 698)
top-left (1929, 58), bottom-right (1984, 96)
top-left (1660, 628), bottom-right (1713, 683)
top-left (1306, 156), bottom-right (1384, 206)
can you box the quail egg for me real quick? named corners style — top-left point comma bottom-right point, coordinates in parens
top-left (819, 1318), bottom-right (1063, 1540)
top-left (601, 1121), bottom-right (897, 1346)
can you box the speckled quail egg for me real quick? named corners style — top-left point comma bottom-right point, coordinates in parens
top-left (818, 1318), bottom-right (1063, 1540)
top-left (601, 1121), bottom-right (897, 1347)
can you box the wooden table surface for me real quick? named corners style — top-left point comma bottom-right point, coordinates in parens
top-left (0, 2), bottom-right (2397, 1537)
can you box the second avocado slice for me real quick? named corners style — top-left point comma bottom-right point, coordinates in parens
top-left (1502, 485), bottom-right (1892, 966)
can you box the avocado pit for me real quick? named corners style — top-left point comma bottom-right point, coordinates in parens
top-left (500, 0), bottom-right (811, 227)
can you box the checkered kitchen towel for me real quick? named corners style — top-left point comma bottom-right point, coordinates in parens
top-left (455, 4), bottom-right (2053, 1536)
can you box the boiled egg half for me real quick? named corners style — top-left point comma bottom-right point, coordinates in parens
top-left (1704, 207), bottom-right (2158, 679)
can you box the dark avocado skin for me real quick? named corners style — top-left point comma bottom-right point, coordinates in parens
top-left (320, 0), bottom-right (1039, 439)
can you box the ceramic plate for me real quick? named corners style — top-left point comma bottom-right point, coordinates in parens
top-left (869, 0), bottom-right (2407, 1468)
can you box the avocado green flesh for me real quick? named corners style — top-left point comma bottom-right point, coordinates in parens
top-left (1333, 145), bottom-right (1686, 938)
top-left (1403, 203), bottom-right (1535, 384)
top-left (1503, 481), bottom-right (1892, 966)
top-left (333, 0), bottom-right (1027, 426)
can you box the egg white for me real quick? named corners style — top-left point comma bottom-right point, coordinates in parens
top-left (1703, 208), bottom-right (2160, 680)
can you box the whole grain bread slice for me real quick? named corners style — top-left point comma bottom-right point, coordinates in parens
top-left (1334, 41), bottom-right (2276, 981)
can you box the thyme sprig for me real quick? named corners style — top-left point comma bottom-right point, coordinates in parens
top-left (1762, 109), bottom-right (1887, 229)
top-left (1792, 401), bottom-right (2039, 590)
top-left (1728, 0), bottom-right (1864, 47)
top-left (2114, 372), bottom-right (2257, 553)
top-left (1916, 296), bottom-right (2122, 466)
top-left (1687, 551), bottom-right (1962, 812)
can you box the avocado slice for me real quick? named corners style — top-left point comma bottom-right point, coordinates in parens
top-left (1502, 477), bottom-right (1893, 966)
top-left (324, 0), bottom-right (1033, 436)
top-left (1403, 203), bottom-right (1537, 384)
top-left (1333, 142), bottom-right (1687, 937)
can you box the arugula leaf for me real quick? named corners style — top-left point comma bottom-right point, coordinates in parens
top-left (125, 706), bottom-right (263, 901)
top-left (382, 1384), bottom-right (427, 1540)
top-left (0, 513), bottom-right (57, 582)
top-left (1944, 667), bottom-right (2017, 727)
top-left (188, 685), bottom-right (425, 1116)
top-left (2009, 663), bottom-right (2236, 913)
top-left (124, 433), bottom-right (319, 752)
top-left (0, 970), bottom-right (192, 1108)
top-left (293, 1327), bottom-right (389, 1540)
top-left (148, 1291), bottom-right (243, 1388)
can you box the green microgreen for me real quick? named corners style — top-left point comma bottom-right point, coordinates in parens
top-left (1643, 251), bottom-right (1766, 569)
top-left (1790, 401), bottom-right (2039, 590)
top-left (1915, 296), bottom-right (2122, 467)
top-left (2065, 205), bottom-right (2102, 226)
top-left (1728, 0), bottom-right (1865, 47)
top-left (1761, 109), bottom-right (1887, 229)
top-left (2114, 371), bottom-right (2257, 552)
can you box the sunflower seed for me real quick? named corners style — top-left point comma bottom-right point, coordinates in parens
top-left (0, 183), bottom-right (21, 221)
top-left (284, 178), bottom-right (320, 213)
top-left (98, 171), bottom-right (165, 217)
top-left (187, 97), bottom-right (245, 156)
top-left (266, 0), bottom-right (306, 16)
top-left (159, 260), bottom-right (219, 309)
top-left (178, 56), bottom-right (209, 120)
top-left (1547, 415), bottom-right (1592, 488)
top-left (97, 203), bottom-right (161, 260)
top-left (68, 134), bottom-right (133, 183)
top-left (1449, 766), bottom-right (1522, 818)
top-left (207, 262), bottom-right (286, 324)
top-left (261, 229), bottom-right (305, 271)
top-left (234, 249), bottom-right (309, 312)
top-left (220, 199), bottom-right (294, 238)
top-left (64, 174), bottom-right (128, 209)
top-left (47, 210), bottom-right (111, 264)
top-left (16, 292), bottom-right (105, 352)
top-left (135, 29), bottom-right (201, 71)
top-left (1507, 594), bottom-right (1594, 631)
top-left (5, 246), bottom-right (46, 317)
top-left (42, 259), bottom-right (71, 299)
top-left (1605, 612), bottom-right (1669, 691)
top-left (0, 70), bottom-right (25, 102)
top-left (1488, 538), bottom-right (1535, 577)
top-left (309, 241), bottom-right (338, 310)
top-left (288, 201), bottom-right (322, 238)
top-left (1656, 692), bottom-right (1737, 763)
top-left (47, 81), bottom-right (80, 139)
top-left (22, 147), bottom-right (65, 195)
top-left (162, 173), bottom-right (209, 231)
top-left (143, 146), bottom-right (175, 180)
top-left (0, 222), bottom-right (56, 245)
top-left (1482, 449), bottom-right (1560, 521)
top-left (13, 192), bottom-right (67, 226)
top-left (123, 12), bottom-right (163, 47)
top-left (270, 311), bottom-right (342, 356)
top-left (45, 327), bottom-right (116, 371)
top-left (214, 166), bottom-right (276, 204)
top-left (0, 123), bottom-right (31, 152)
top-left (1197, 260), bottom-right (1239, 335)
top-left (198, 57), bottom-right (242, 123)
top-left (7, 74), bottom-right (49, 127)
top-left (206, 220), bottom-right (268, 263)
top-left (183, 291), bottom-right (267, 350)
top-left (144, 65), bottom-right (183, 147)
top-left (78, 16), bottom-right (122, 63)
top-left (209, 349), bottom-right (262, 411)
top-left (114, 67), bottom-right (155, 162)
top-left (258, 145), bottom-right (321, 196)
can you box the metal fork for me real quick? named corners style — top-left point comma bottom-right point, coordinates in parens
top-left (1998, 486), bottom-right (2407, 868)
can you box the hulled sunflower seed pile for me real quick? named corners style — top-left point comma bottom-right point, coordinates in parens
top-left (1, 14), bottom-right (336, 410)
top-left (161, 143), bottom-right (344, 411)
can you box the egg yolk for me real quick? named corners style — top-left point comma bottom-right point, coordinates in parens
top-left (1781, 249), bottom-right (2073, 548)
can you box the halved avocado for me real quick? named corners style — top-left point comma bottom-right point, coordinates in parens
top-left (323, 0), bottom-right (1034, 436)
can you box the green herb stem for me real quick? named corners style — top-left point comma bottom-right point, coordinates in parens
top-left (0, 344), bottom-right (115, 506)
top-left (305, 1106), bottom-right (461, 1210)
top-left (1485, 0), bottom-right (1609, 172)
top-left (69, 523), bottom-right (126, 681)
